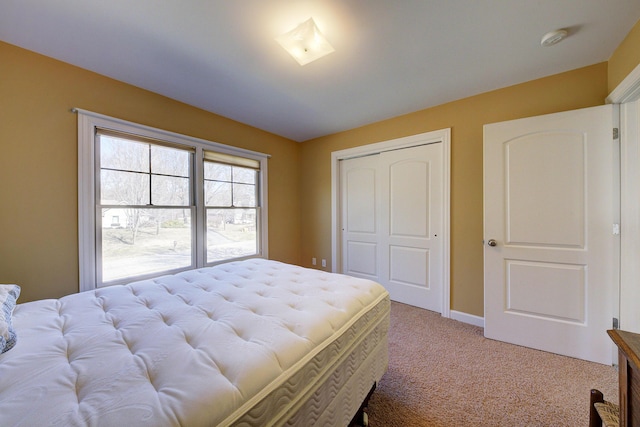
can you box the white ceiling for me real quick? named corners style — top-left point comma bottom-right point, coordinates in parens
top-left (2, 1), bottom-right (640, 142)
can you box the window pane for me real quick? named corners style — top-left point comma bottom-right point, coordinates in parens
top-left (233, 183), bottom-right (256, 207)
top-left (233, 167), bottom-right (256, 184)
top-left (101, 170), bottom-right (150, 205)
top-left (101, 208), bottom-right (192, 282)
top-left (151, 145), bottom-right (190, 177)
top-left (205, 181), bottom-right (232, 206)
top-left (100, 136), bottom-right (149, 173)
top-left (152, 175), bottom-right (190, 206)
top-left (206, 208), bottom-right (257, 263)
top-left (204, 162), bottom-right (231, 181)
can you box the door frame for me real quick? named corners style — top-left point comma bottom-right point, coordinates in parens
top-left (609, 63), bottom-right (640, 333)
top-left (331, 129), bottom-right (451, 318)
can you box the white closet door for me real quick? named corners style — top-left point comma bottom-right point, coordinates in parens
top-left (341, 143), bottom-right (444, 312)
top-left (379, 144), bottom-right (443, 311)
top-left (341, 154), bottom-right (381, 281)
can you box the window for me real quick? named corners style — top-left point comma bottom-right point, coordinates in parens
top-left (77, 110), bottom-right (268, 291)
top-left (97, 132), bottom-right (195, 283)
top-left (204, 151), bottom-right (260, 263)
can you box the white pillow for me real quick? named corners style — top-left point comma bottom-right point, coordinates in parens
top-left (0, 284), bottom-right (20, 354)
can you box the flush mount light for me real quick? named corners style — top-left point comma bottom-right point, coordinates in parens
top-left (541, 29), bottom-right (568, 47)
top-left (276, 17), bottom-right (335, 66)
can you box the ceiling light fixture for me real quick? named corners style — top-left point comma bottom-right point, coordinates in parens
top-left (540, 29), bottom-right (568, 47)
top-left (276, 17), bottom-right (335, 66)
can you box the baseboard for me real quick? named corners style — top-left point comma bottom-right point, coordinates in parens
top-left (450, 310), bottom-right (484, 328)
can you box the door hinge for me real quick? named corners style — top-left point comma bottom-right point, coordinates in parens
top-left (613, 223), bottom-right (621, 235)
top-left (613, 128), bottom-right (619, 140)
top-left (613, 317), bottom-right (619, 329)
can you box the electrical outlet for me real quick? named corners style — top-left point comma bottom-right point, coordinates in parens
top-left (321, 259), bottom-right (327, 268)
top-left (312, 257), bottom-right (317, 266)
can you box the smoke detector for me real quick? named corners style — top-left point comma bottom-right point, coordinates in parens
top-left (541, 29), bottom-right (568, 47)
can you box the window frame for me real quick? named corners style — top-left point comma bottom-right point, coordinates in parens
top-left (203, 158), bottom-right (260, 264)
top-left (77, 109), bottom-right (269, 292)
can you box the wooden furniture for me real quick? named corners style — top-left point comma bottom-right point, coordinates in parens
top-left (590, 389), bottom-right (620, 427)
top-left (591, 330), bottom-right (640, 427)
top-left (609, 329), bottom-right (640, 426)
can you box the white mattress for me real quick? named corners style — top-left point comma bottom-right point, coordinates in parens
top-left (0, 259), bottom-right (389, 426)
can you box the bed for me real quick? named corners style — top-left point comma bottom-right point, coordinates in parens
top-left (0, 259), bottom-right (389, 426)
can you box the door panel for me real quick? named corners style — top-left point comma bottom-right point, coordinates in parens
top-left (484, 104), bottom-right (614, 364)
top-left (390, 246), bottom-right (429, 287)
top-left (346, 242), bottom-right (377, 276)
top-left (389, 160), bottom-right (430, 237)
top-left (346, 166), bottom-right (377, 233)
top-left (506, 260), bottom-right (586, 322)
top-left (506, 132), bottom-right (585, 246)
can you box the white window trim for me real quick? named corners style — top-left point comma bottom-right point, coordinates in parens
top-left (76, 108), bottom-right (269, 292)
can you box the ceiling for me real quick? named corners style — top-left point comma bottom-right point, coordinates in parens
top-left (2, 1), bottom-right (640, 142)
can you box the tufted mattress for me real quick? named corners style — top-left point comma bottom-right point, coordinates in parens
top-left (0, 259), bottom-right (389, 426)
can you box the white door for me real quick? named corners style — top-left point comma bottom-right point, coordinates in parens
top-left (341, 154), bottom-right (382, 283)
top-left (484, 104), bottom-right (615, 365)
top-left (341, 143), bottom-right (443, 312)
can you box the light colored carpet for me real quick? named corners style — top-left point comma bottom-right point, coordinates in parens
top-left (367, 302), bottom-right (619, 426)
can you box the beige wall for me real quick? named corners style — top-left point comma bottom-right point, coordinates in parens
top-left (0, 41), bottom-right (300, 302)
top-left (299, 63), bottom-right (609, 317)
top-left (609, 18), bottom-right (640, 93)
top-left (4, 17), bottom-right (640, 314)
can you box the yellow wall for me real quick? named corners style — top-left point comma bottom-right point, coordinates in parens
top-left (299, 63), bottom-right (608, 317)
top-left (0, 41), bottom-right (300, 302)
top-left (609, 18), bottom-right (640, 93)
top-left (4, 16), bottom-right (640, 315)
